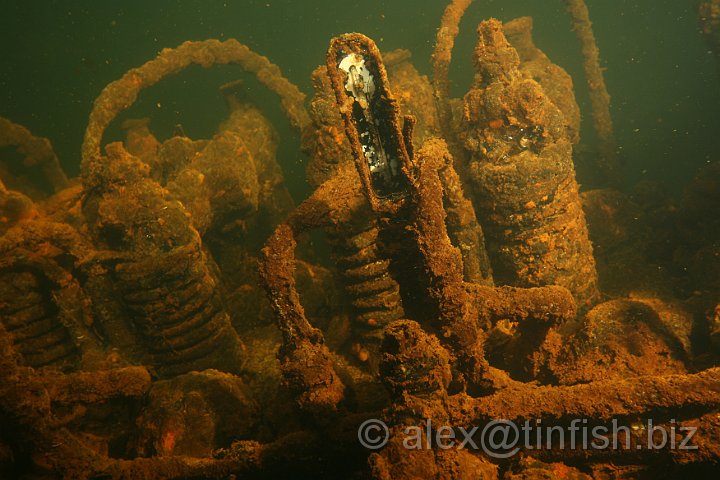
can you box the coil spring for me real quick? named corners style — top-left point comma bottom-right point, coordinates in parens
top-left (112, 239), bottom-right (244, 378)
top-left (327, 215), bottom-right (405, 333)
top-left (0, 268), bottom-right (80, 371)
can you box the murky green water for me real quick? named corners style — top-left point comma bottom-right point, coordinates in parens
top-left (1, 0), bottom-right (718, 198)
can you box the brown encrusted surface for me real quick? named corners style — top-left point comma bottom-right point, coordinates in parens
top-left (259, 221), bottom-right (345, 416)
top-left (504, 457), bottom-right (592, 480)
top-left (0, 323), bottom-right (224, 480)
top-left (82, 39), bottom-right (310, 192)
top-left (548, 299), bottom-right (689, 385)
top-left (407, 140), bottom-right (576, 390)
top-left (84, 143), bottom-right (245, 378)
top-left (372, 320), bottom-right (499, 480)
top-left (384, 50), bottom-right (495, 285)
top-left (256, 163), bottom-right (366, 414)
top-left (307, 49), bottom-right (492, 370)
top-left (305, 69), bottom-right (400, 339)
top-left (307, 52), bottom-right (405, 354)
top-left (503, 16), bottom-right (581, 145)
top-left (303, 66), bottom-right (354, 188)
top-left (0, 216), bottom-right (103, 372)
top-left (432, 0), bottom-right (475, 146)
top-left (385, 49), bottom-right (441, 146)
top-left (304, 64), bottom-right (406, 367)
top-left (373, 308), bottom-right (720, 472)
top-left (0, 116), bottom-right (69, 196)
top-left (167, 127), bottom-right (260, 235)
top-left (564, 0), bottom-right (620, 184)
top-left (437, 154), bottom-right (494, 285)
top-left (218, 91), bottom-right (295, 239)
top-left (463, 19), bottom-right (599, 310)
top-left (2, 5), bottom-right (720, 476)
top-left (449, 367), bottom-right (720, 427)
top-left (133, 370), bottom-right (259, 458)
top-left (121, 118), bottom-right (162, 178)
top-left (120, 88), bottom-right (301, 334)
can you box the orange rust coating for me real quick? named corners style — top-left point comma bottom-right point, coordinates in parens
top-left (503, 16), bottom-right (581, 145)
top-left (406, 139), bottom-right (576, 390)
top-left (81, 143), bottom-right (246, 378)
top-left (463, 19), bottom-right (600, 310)
top-left (0, 323), bottom-right (247, 479)
top-left (303, 66), bottom-right (355, 188)
top-left (325, 33), bottom-right (413, 214)
top-left (257, 166), bottom-right (365, 414)
top-left (432, 0), bottom-right (474, 142)
top-left (450, 366), bottom-right (720, 425)
top-left (81, 39), bottom-right (309, 190)
top-left (41, 366), bottom-right (151, 405)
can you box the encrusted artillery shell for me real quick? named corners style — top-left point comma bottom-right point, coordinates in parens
top-left (463, 19), bottom-right (600, 309)
top-left (86, 143), bottom-right (245, 378)
top-left (503, 16), bottom-right (581, 145)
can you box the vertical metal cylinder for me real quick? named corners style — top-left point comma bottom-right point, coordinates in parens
top-left (305, 66), bottom-right (406, 351)
top-left (85, 143), bottom-right (245, 378)
top-left (463, 20), bottom-right (599, 309)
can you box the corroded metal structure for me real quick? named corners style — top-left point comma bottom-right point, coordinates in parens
top-left (0, 3), bottom-right (719, 479)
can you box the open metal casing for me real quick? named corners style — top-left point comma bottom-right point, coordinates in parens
top-left (326, 33), bottom-right (414, 214)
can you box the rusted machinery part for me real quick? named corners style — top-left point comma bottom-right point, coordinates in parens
top-left (503, 16), bottom-right (582, 145)
top-left (446, 367), bottom-right (720, 464)
top-left (0, 255), bottom-right (85, 371)
top-left (326, 214), bottom-right (407, 332)
top-left (0, 116), bottom-right (69, 193)
top-left (0, 321), bottom-right (253, 480)
top-left (81, 39), bottom-right (310, 189)
top-left (0, 188), bottom-right (36, 233)
top-left (323, 27), bottom-right (574, 390)
top-left (81, 142), bottom-right (246, 378)
top-left (564, 0), bottom-right (620, 185)
top-left (409, 139), bottom-right (489, 388)
top-left (39, 366), bottom-right (151, 405)
top-left (431, 0), bottom-right (474, 142)
top-left (409, 140), bottom-right (576, 390)
top-left (436, 154), bottom-right (493, 286)
top-left (381, 323), bottom-right (720, 467)
top-left (465, 19), bottom-right (600, 310)
top-left (450, 367), bottom-right (720, 425)
top-left (112, 237), bottom-right (247, 378)
top-left (258, 163), bottom-right (362, 415)
top-left (304, 66), bottom-right (406, 348)
top-left (530, 412), bottom-right (720, 466)
top-left (0, 221), bottom-right (102, 371)
top-left (326, 33), bottom-right (414, 215)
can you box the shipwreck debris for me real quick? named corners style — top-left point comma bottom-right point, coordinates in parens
top-left (564, 0), bottom-right (621, 185)
top-left (463, 19), bottom-right (600, 310)
top-left (0, 116), bottom-right (69, 197)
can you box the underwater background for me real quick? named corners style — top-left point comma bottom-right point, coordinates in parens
top-left (1, 0), bottom-right (718, 200)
